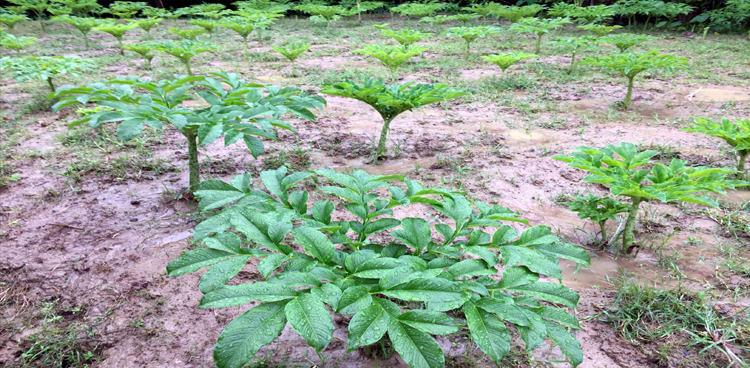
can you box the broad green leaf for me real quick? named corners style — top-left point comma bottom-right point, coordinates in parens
top-left (391, 217), bottom-right (432, 254)
top-left (474, 297), bottom-right (530, 327)
top-left (199, 282), bottom-right (297, 308)
top-left (214, 300), bottom-right (289, 368)
top-left (293, 226), bottom-right (335, 263)
top-left (267, 271), bottom-right (322, 287)
top-left (285, 293), bottom-right (334, 352)
top-left (398, 310), bottom-right (459, 335)
top-left (389, 321), bottom-right (444, 368)
top-left (448, 259), bottom-right (496, 278)
top-left (504, 283), bottom-right (579, 308)
top-left (463, 301), bottom-right (511, 366)
top-left (537, 306), bottom-right (581, 329)
top-left (495, 266), bottom-right (539, 289)
top-left (544, 320), bottom-right (583, 367)
top-left (352, 257), bottom-right (403, 278)
top-left (195, 180), bottom-right (246, 211)
top-left (199, 255), bottom-right (251, 294)
top-left (363, 218), bottom-right (401, 236)
top-left (500, 246), bottom-right (562, 279)
top-left (337, 285), bottom-right (373, 315)
top-left (518, 308), bottom-right (547, 351)
top-left (311, 283), bottom-right (342, 310)
top-left (166, 248), bottom-right (232, 277)
top-left (535, 242), bottom-right (591, 265)
top-left (381, 278), bottom-right (469, 311)
top-left (258, 254), bottom-right (289, 279)
top-left (347, 304), bottom-right (390, 351)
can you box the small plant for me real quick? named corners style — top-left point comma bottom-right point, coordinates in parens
top-left (482, 52), bottom-right (536, 79)
top-left (50, 72), bottom-right (325, 192)
top-left (219, 16), bottom-right (260, 51)
top-left (51, 15), bottom-right (101, 49)
top-left (294, 4), bottom-right (343, 29)
top-left (130, 17), bottom-right (162, 38)
top-left (563, 194), bottom-right (629, 245)
top-left (548, 36), bottom-right (600, 73)
top-left (272, 43), bottom-right (309, 77)
top-left (380, 29), bottom-right (433, 48)
top-left (578, 51), bottom-right (688, 109)
top-left (444, 26), bottom-right (500, 60)
top-left (0, 33), bottom-right (36, 53)
top-left (462, 3), bottom-right (498, 25)
top-left (0, 13), bottom-right (29, 34)
top-left (0, 55), bottom-right (95, 92)
top-left (390, 3), bottom-right (445, 19)
top-left (149, 40), bottom-right (216, 76)
top-left (168, 27), bottom-right (207, 41)
top-left (553, 142), bottom-right (746, 256)
top-left (52, 0), bottom-right (101, 17)
top-left (681, 117), bottom-right (750, 180)
top-left (122, 43), bottom-right (155, 68)
top-left (491, 5), bottom-right (544, 24)
top-left (577, 24), bottom-right (622, 37)
top-left (141, 6), bottom-right (167, 18)
top-left (510, 17), bottom-right (571, 54)
top-left (550, 3), bottom-right (614, 23)
top-left (321, 79), bottom-right (466, 158)
top-left (93, 22), bottom-right (138, 54)
top-left (354, 44), bottom-right (427, 83)
top-left (419, 15), bottom-right (451, 29)
top-left (47, 4), bottom-right (71, 16)
top-left (190, 19), bottom-right (219, 38)
top-left (448, 13), bottom-right (482, 25)
top-left (106, 1), bottom-right (146, 19)
top-left (7, 0), bottom-right (49, 31)
top-left (599, 33), bottom-right (659, 52)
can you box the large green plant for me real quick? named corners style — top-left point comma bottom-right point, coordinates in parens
top-left (321, 79), bottom-right (466, 159)
top-left (0, 13), bottom-right (29, 34)
top-left (578, 51), bottom-right (688, 109)
top-left (219, 16), bottom-right (260, 51)
top-left (106, 1), bottom-right (146, 19)
top-left (553, 142), bottom-right (745, 255)
top-left (272, 43), bottom-right (309, 77)
top-left (52, 0), bottom-right (101, 17)
top-left (354, 44), bottom-right (427, 82)
top-left (563, 194), bottom-right (629, 246)
top-left (482, 52), bottom-right (536, 79)
top-left (0, 33), bottom-right (36, 53)
top-left (0, 55), bottom-right (94, 92)
top-left (51, 15), bottom-right (101, 49)
top-left (190, 19), bottom-right (219, 38)
top-left (444, 26), bottom-right (500, 59)
top-left (50, 73), bottom-right (326, 192)
top-left (448, 13), bottom-right (481, 25)
top-left (599, 33), bottom-right (659, 53)
top-left (682, 117), bottom-right (750, 180)
top-left (510, 17), bottom-right (571, 54)
top-left (93, 22), bottom-right (138, 54)
top-left (7, 0), bottom-right (49, 31)
top-left (168, 167), bottom-right (590, 368)
top-left (380, 29), bottom-right (433, 48)
top-left (149, 40), bottom-right (216, 76)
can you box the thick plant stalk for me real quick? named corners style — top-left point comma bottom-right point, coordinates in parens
top-left (46, 77), bottom-right (55, 93)
top-left (535, 36), bottom-right (542, 54)
top-left (624, 76), bottom-right (635, 109)
top-left (737, 150), bottom-right (748, 180)
top-left (185, 130), bottom-right (200, 191)
top-left (464, 41), bottom-right (471, 60)
top-left (291, 61), bottom-right (296, 77)
top-left (569, 52), bottom-right (577, 73)
top-left (621, 196), bottom-right (643, 255)
top-left (377, 117), bottom-right (393, 158)
top-left (183, 60), bottom-right (193, 76)
top-left (599, 220), bottom-right (607, 243)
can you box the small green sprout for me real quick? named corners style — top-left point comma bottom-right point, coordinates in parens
top-left (123, 43), bottom-right (155, 68)
top-left (168, 27), bottom-right (207, 41)
top-left (0, 55), bottom-right (95, 92)
top-left (547, 36), bottom-right (601, 73)
top-left (444, 26), bottom-right (500, 59)
top-left (577, 24), bottom-right (622, 37)
top-left (272, 43), bottom-right (310, 77)
top-left (0, 33), bottom-right (36, 53)
top-left (509, 17), bottom-right (571, 53)
top-left (380, 29), bottom-right (433, 47)
top-left (149, 40), bottom-right (216, 76)
top-left (355, 44), bottom-right (427, 83)
top-left (52, 15), bottom-right (101, 49)
top-left (130, 17), bottom-right (162, 38)
top-left (482, 52), bottom-right (536, 79)
top-left (93, 22), bottom-right (138, 54)
top-left (682, 117), bottom-right (750, 180)
top-left (0, 13), bottom-right (29, 33)
top-left (599, 33), bottom-right (660, 53)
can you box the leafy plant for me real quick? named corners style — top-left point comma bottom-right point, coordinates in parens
top-left (190, 19), bottom-right (219, 38)
top-left (122, 43), bottom-right (155, 69)
top-left (47, 4), bottom-right (71, 16)
top-left (0, 33), bottom-right (36, 53)
top-left (52, 0), bottom-right (101, 17)
top-left (547, 36), bottom-right (600, 73)
top-left (681, 117), bottom-right (750, 180)
top-left (320, 79), bottom-right (466, 158)
top-left (462, 3), bottom-right (498, 25)
top-left (380, 29), bottom-right (433, 48)
top-left (444, 26), bottom-right (500, 60)
top-left (553, 142), bottom-right (745, 255)
top-left (168, 27), bottom-right (207, 41)
top-left (0, 13), bottom-right (29, 34)
top-left (563, 194), bottom-right (629, 245)
top-left (168, 167), bottom-right (590, 368)
top-left (106, 1), bottom-right (146, 19)
top-left (419, 14), bottom-right (451, 30)
top-left (577, 24), bottom-right (622, 37)
top-left (390, 3), bottom-right (444, 19)
top-left (448, 13), bottom-right (481, 25)
top-left (482, 52), bottom-right (536, 79)
top-left (50, 72), bottom-right (326, 191)
top-left (599, 33), bottom-right (659, 52)
top-left (578, 51), bottom-right (688, 109)
top-left (93, 22), bottom-right (138, 54)
top-left (294, 4), bottom-right (343, 29)
top-left (51, 15), bottom-right (101, 49)
top-left (354, 44), bottom-right (427, 83)
top-left (141, 6), bottom-right (168, 18)
top-left (549, 3), bottom-right (614, 23)
top-left (0, 55), bottom-right (95, 92)
top-left (272, 43), bottom-right (309, 77)
top-left (490, 5), bottom-right (544, 24)
top-left (149, 40), bottom-right (216, 76)
top-left (7, 0), bottom-right (49, 31)
top-left (509, 17), bottom-right (571, 54)
top-left (130, 17), bottom-right (162, 38)
top-left (219, 16), bottom-right (261, 51)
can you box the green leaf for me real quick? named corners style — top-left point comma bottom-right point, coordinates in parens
top-left (258, 254), bottom-right (289, 279)
top-left (537, 306), bottom-right (581, 329)
top-left (311, 283), bottom-right (342, 310)
top-left (116, 118), bottom-right (143, 141)
top-left (311, 200), bottom-right (335, 224)
top-left (535, 242), bottom-right (591, 265)
top-left (199, 256), bottom-right (251, 294)
top-left (474, 297), bottom-right (531, 327)
top-left (166, 248), bottom-right (232, 277)
top-left (268, 271), bottom-right (322, 287)
top-left (464, 246), bottom-right (499, 266)
top-left (504, 283), bottom-right (579, 308)
top-left (195, 180), bottom-right (246, 211)
top-left (463, 301), bottom-right (511, 366)
top-left (347, 304), bottom-right (390, 351)
top-left (352, 257), bottom-right (404, 278)
top-left (337, 285), bottom-right (373, 315)
top-left (391, 217), bottom-right (432, 254)
top-left (214, 300), bottom-right (289, 368)
top-left (388, 321), bottom-right (445, 368)
top-left (381, 278), bottom-right (469, 311)
top-left (364, 218), bottom-right (401, 236)
top-left (285, 293), bottom-right (334, 352)
top-left (495, 267), bottom-right (539, 289)
top-left (518, 308), bottom-right (547, 351)
top-left (544, 320), bottom-right (583, 367)
top-left (199, 282), bottom-right (297, 308)
top-left (448, 259), bottom-right (495, 278)
top-left (398, 310), bottom-right (459, 335)
top-left (293, 226), bottom-right (335, 263)
top-left (500, 246), bottom-right (562, 279)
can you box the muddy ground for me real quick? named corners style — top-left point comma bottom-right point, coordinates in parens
top-left (1, 15), bottom-right (750, 368)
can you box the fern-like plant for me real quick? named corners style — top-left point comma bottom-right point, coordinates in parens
top-left (462, 3), bottom-right (498, 25)
top-left (380, 29), bottom-right (433, 48)
top-left (123, 43), bottom-right (155, 68)
top-left (0, 13), bottom-right (29, 34)
top-left (106, 1), bottom-right (146, 19)
top-left (482, 52), bottom-right (536, 79)
top-left (190, 19), bottom-right (219, 38)
top-left (577, 24), bottom-right (622, 37)
top-left (681, 117), bottom-right (750, 180)
top-left (444, 26), bottom-right (500, 59)
top-left (7, 0), bottom-right (49, 31)
top-left (491, 5), bottom-right (544, 24)
top-left (599, 33), bottom-right (659, 52)
top-left (448, 13), bottom-right (482, 25)
top-left (354, 44), bottom-right (427, 83)
top-left (0, 33), bottom-right (36, 53)
top-left (168, 27), bottom-right (207, 40)
top-left (509, 17), bottom-right (571, 54)
top-left (272, 43), bottom-right (309, 77)
top-left (294, 4), bottom-right (343, 29)
top-left (51, 15), bottom-right (101, 49)
top-left (321, 79), bottom-right (466, 158)
top-left (547, 36), bottom-right (601, 73)
top-left (219, 16), bottom-right (259, 51)
top-left (130, 17), bottom-right (162, 38)
top-left (93, 22), bottom-right (138, 54)
top-left (0, 55), bottom-right (95, 92)
top-left (47, 4), bottom-right (71, 16)
top-left (149, 40), bottom-right (216, 75)
top-left (52, 0), bottom-right (101, 17)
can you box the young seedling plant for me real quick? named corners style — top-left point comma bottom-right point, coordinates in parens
top-left (563, 194), bottom-right (629, 246)
top-left (130, 17), bottom-right (162, 39)
top-left (106, 1), bottom-right (146, 19)
top-left (219, 16), bottom-right (259, 54)
top-left (93, 22), bottom-right (138, 55)
top-left (482, 52), bottom-right (536, 79)
top-left (272, 43), bottom-right (309, 77)
top-left (510, 17), bottom-right (571, 54)
top-left (168, 27), bottom-right (207, 41)
top-left (0, 13), bottom-right (29, 34)
top-left (7, 0), bottom-right (49, 32)
top-left (149, 40), bottom-right (216, 76)
top-left (463, 3), bottom-right (497, 25)
top-left (380, 29), bottom-right (433, 48)
top-left (50, 72), bottom-right (326, 192)
top-left (681, 117), bottom-right (750, 180)
top-left (0, 55), bottom-right (95, 92)
top-left (553, 142), bottom-right (746, 256)
top-left (321, 79), bottom-right (466, 159)
top-left (354, 44), bottom-right (427, 83)
top-left (547, 36), bottom-right (601, 73)
top-left (448, 13), bottom-right (482, 25)
top-left (577, 24), bottom-right (623, 37)
top-left (51, 15), bottom-right (101, 49)
top-left (0, 34), bottom-right (36, 53)
top-left (294, 4), bottom-right (343, 29)
top-left (122, 43), bottom-right (155, 69)
top-left (578, 51), bottom-right (689, 109)
top-left (444, 26), bottom-right (500, 60)
top-left (419, 15), bottom-right (451, 31)
top-left (491, 5), bottom-right (544, 24)
top-left (190, 19), bottom-right (219, 38)
top-left (168, 167), bottom-right (590, 368)
top-left (599, 33), bottom-right (659, 53)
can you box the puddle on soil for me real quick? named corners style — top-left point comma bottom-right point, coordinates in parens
top-left (691, 87), bottom-right (750, 102)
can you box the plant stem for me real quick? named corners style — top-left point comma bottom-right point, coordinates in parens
top-left (621, 196), bottom-right (643, 256)
top-left (738, 150), bottom-right (748, 180)
top-left (599, 220), bottom-right (607, 243)
top-left (46, 77), bottom-right (55, 93)
top-left (535, 35), bottom-right (542, 54)
top-left (500, 68), bottom-right (506, 80)
top-left (291, 61), bottom-right (296, 77)
top-left (185, 130), bottom-right (200, 191)
top-left (377, 117), bottom-right (393, 159)
top-left (623, 76), bottom-right (634, 109)
top-left (117, 38), bottom-right (124, 55)
top-left (465, 41), bottom-right (470, 60)
top-left (184, 60), bottom-right (193, 76)
top-left (569, 52), bottom-right (576, 74)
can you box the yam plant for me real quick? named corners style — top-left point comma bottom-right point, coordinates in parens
top-left (93, 22), bottom-right (138, 55)
top-left (51, 15), bottom-right (101, 49)
top-left (168, 27), bottom-right (207, 41)
top-left (0, 55), bottom-right (94, 92)
top-left (149, 40), bottom-right (216, 76)
top-left (577, 24), bottom-right (622, 37)
top-left (482, 52), bottom-right (536, 79)
top-left (130, 17), bottom-right (163, 38)
top-left (7, 0), bottom-right (49, 32)
top-left (599, 33), bottom-right (659, 52)
top-left (0, 13), bottom-right (29, 34)
top-left (554, 142), bottom-right (746, 256)
top-left (168, 167), bottom-right (590, 368)
top-left (681, 117), bottom-right (750, 180)
top-left (141, 6), bottom-right (168, 18)
top-left (320, 79), bottom-right (466, 158)
top-left (354, 44), bottom-right (427, 83)
top-left (578, 51), bottom-right (688, 109)
top-left (547, 36), bottom-right (601, 73)
top-left (563, 194), bottom-right (629, 246)
top-left (380, 29), bottom-right (433, 48)
top-left (272, 43), bottom-right (309, 77)
top-left (509, 17), bottom-right (571, 54)
top-left (122, 43), bottom-right (155, 69)
top-left (491, 5), bottom-right (544, 24)
top-left (106, 1), bottom-right (146, 19)
top-left (50, 72), bottom-right (326, 192)
top-left (444, 26), bottom-right (500, 60)
top-left (0, 34), bottom-right (36, 53)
